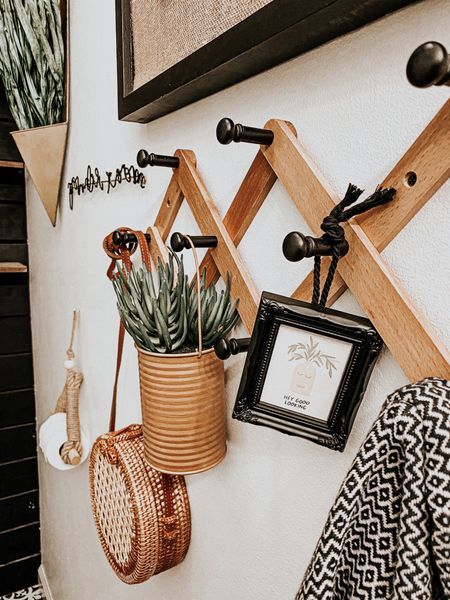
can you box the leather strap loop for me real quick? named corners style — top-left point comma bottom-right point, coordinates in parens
top-left (103, 227), bottom-right (136, 281)
top-left (103, 229), bottom-right (152, 432)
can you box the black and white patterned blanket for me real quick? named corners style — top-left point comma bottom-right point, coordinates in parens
top-left (296, 378), bottom-right (450, 600)
top-left (1, 586), bottom-right (44, 600)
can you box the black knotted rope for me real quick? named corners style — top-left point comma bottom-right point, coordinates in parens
top-left (312, 183), bottom-right (396, 308)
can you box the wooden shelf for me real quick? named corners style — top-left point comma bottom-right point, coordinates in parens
top-left (0, 160), bottom-right (24, 169)
top-left (0, 262), bottom-right (27, 273)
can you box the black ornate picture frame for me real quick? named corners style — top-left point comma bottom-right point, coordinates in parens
top-left (233, 292), bottom-right (383, 451)
top-left (116, 0), bottom-right (416, 123)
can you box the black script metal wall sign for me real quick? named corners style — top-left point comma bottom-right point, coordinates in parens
top-left (67, 164), bottom-right (146, 209)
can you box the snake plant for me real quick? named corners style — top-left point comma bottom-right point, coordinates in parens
top-left (0, 0), bottom-right (64, 130)
top-left (112, 251), bottom-right (239, 354)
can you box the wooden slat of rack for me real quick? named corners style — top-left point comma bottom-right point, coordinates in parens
top-left (147, 225), bottom-right (169, 266)
top-left (154, 173), bottom-right (185, 240)
top-left (200, 149), bottom-right (277, 287)
top-left (262, 119), bottom-right (450, 381)
top-left (359, 99), bottom-right (450, 247)
top-left (287, 101), bottom-right (450, 305)
top-left (176, 150), bottom-right (260, 332)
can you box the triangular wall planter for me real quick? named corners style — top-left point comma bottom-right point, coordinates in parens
top-left (12, 122), bottom-right (68, 226)
top-left (9, 0), bottom-right (70, 227)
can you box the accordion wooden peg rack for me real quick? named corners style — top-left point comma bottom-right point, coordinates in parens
top-left (133, 147), bottom-right (260, 332)
top-left (132, 100), bottom-right (449, 383)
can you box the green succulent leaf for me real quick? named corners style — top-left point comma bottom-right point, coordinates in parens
top-left (0, 0), bottom-right (64, 130)
top-left (111, 249), bottom-right (240, 353)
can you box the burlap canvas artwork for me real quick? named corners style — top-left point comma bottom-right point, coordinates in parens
top-left (130, 0), bottom-right (272, 90)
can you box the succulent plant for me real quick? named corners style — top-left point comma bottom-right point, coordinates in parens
top-left (0, 0), bottom-right (64, 130)
top-left (112, 251), bottom-right (239, 354)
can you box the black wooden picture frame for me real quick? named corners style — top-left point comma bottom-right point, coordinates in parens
top-left (233, 292), bottom-right (383, 451)
top-left (116, 0), bottom-right (416, 123)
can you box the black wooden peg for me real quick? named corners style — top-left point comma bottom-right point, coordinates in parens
top-left (406, 42), bottom-right (450, 88)
top-left (170, 232), bottom-right (218, 252)
top-left (214, 337), bottom-right (251, 360)
top-left (137, 149), bottom-right (180, 169)
top-left (112, 230), bottom-right (151, 246)
top-left (282, 231), bottom-right (349, 262)
top-left (216, 118), bottom-right (274, 146)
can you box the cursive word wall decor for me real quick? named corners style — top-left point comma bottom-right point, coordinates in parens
top-left (67, 164), bottom-right (146, 209)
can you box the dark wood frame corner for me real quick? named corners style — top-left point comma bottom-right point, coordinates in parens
top-left (233, 292), bottom-right (383, 451)
top-left (115, 0), bottom-right (417, 123)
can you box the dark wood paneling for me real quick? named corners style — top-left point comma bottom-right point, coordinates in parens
top-left (0, 281), bottom-right (29, 316)
top-left (0, 553), bottom-right (40, 595)
top-left (0, 243), bottom-right (28, 265)
top-left (0, 167), bottom-right (24, 186)
top-left (0, 424), bottom-right (36, 464)
top-left (0, 120), bottom-right (20, 162)
top-left (0, 354), bottom-right (34, 392)
top-left (0, 458), bottom-right (38, 498)
top-left (0, 316), bottom-right (31, 354)
top-left (0, 183), bottom-right (24, 204)
top-left (0, 103), bottom-right (12, 122)
top-left (0, 205), bottom-right (26, 240)
top-left (0, 83), bottom-right (12, 121)
top-left (0, 390), bottom-right (35, 427)
top-left (0, 523), bottom-right (40, 564)
top-left (0, 491), bottom-right (38, 532)
top-left (0, 86), bottom-right (39, 588)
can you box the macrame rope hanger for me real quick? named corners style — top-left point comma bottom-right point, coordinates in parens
top-left (312, 184), bottom-right (396, 309)
top-left (54, 310), bottom-right (84, 465)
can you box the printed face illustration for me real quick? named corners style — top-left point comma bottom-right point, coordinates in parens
top-left (290, 361), bottom-right (316, 396)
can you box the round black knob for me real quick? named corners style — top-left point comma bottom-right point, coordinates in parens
top-left (112, 230), bottom-right (125, 246)
top-left (170, 232), bottom-right (186, 252)
top-left (282, 232), bottom-right (310, 262)
top-left (137, 149), bottom-right (149, 168)
top-left (406, 42), bottom-right (449, 88)
top-left (214, 338), bottom-right (232, 360)
top-left (216, 118), bottom-right (236, 144)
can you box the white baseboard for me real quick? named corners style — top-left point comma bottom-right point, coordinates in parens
top-left (38, 565), bottom-right (54, 600)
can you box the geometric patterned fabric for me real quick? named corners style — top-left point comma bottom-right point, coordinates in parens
top-left (296, 378), bottom-right (450, 600)
top-left (1, 586), bottom-right (44, 600)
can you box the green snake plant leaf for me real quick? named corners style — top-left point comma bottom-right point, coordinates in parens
top-left (111, 249), bottom-right (239, 353)
top-left (0, 0), bottom-right (64, 129)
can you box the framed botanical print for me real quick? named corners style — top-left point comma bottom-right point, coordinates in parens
top-left (115, 0), bottom-right (417, 122)
top-left (233, 292), bottom-right (383, 451)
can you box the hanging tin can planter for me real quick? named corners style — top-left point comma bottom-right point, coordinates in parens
top-left (137, 347), bottom-right (226, 474)
top-left (106, 229), bottom-right (239, 475)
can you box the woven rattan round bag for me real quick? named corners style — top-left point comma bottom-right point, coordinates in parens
top-left (90, 230), bottom-right (191, 584)
top-left (90, 424), bottom-right (191, 584)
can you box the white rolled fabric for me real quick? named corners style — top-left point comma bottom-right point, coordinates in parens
top-left (39, 412), bottom-right (90, 470)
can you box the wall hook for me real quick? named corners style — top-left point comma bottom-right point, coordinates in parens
top-left (282, 232), bottom-right (349, 262)
top-left (216, 118), bottom-right (274, 146)
top-left (112, 230), bottom-right (151, 246)
top-left (214, 337), bottom-right (251, 360)
top-left (170, 232), bottom-right (218, 252)
top-left (406, 42), bottom-right (450, 88)
top-left (137, 149), bottom-right (180, 169)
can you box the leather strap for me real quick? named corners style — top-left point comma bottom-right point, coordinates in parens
top-left (103, 228), bottom-right (179, 548)
top-left (103, 228), bottom-right (150, 432)
top-left (109, 323), bottom-right (125, 432)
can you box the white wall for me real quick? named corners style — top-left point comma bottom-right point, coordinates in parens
top-left (27, 1), bottom-right (449, 598)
